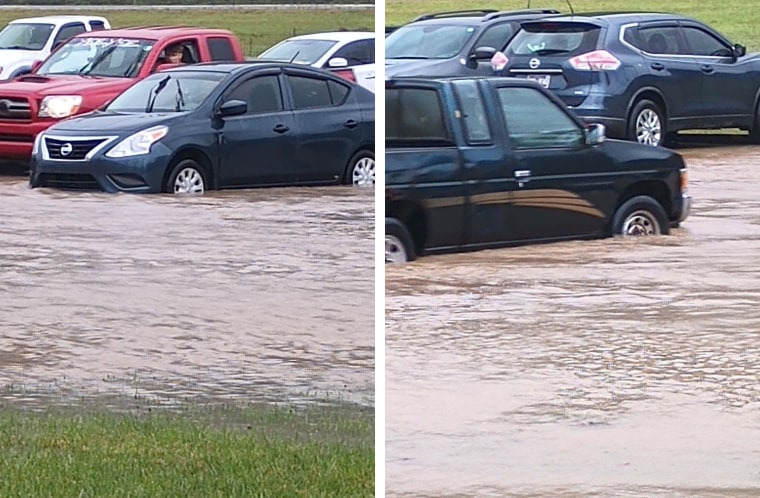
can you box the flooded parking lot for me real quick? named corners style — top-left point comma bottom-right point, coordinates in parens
top-left (386, 140), bottom-right (760, 496)
top-left (0, 178), bottom-right (374, 408)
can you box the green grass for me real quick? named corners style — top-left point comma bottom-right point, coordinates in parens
top-left (0, 8), bottom-right (375, 56)
top-left (386, 0), bottom-right (760, 51)
top-left (0, 402), bottom-right (373, 497)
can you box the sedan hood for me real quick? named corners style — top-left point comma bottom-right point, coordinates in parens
top-left (0, 74), bottom-right (133, 97)
top-left (47, 111), bottom-right (181, 135)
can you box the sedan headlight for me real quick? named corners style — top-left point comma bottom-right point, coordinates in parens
top-left (32, 133), bottom-right (43, 156)
top-left (38, 95), bottom-right (82, 118)
top-left (105, 125), bottom-right (168, 158)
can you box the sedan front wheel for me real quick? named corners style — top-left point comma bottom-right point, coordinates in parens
top-left (166, 159), bottom-right (206, 195)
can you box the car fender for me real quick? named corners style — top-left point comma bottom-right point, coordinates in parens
top-left (5, 64), bottom-right (34, 80)
top-left (626, 85), bottom-right (668, 122)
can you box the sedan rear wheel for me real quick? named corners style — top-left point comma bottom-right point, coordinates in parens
top-left (347, 150), bottom-right (375, 186)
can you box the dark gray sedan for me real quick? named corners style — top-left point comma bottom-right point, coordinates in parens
top-left (29, 61), bottom-right (375, 193)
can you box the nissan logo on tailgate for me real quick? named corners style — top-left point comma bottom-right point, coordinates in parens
top-left (60, 143), bottom-right (73, 156)
top-left (529, 58), bottom-right (541, 69)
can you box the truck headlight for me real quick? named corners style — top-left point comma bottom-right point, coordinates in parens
top-left (106, 125), bottom-right (168, 158)
top-left (38, 95), bottom-right (82, 118)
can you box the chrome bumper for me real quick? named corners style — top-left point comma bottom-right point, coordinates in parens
top-left (679, 193), bottom-right (692, 223)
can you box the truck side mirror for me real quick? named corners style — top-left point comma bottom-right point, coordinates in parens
top-left (733, 43), bottom-right (746, 59)
top-left (585, 123), bottom-right (606, 146)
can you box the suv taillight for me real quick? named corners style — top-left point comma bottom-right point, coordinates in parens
top-left (333, 68), bottom-right (356, 83)
top-left (569, 50), bottom-right (621, 71)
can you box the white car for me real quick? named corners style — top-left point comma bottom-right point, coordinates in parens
top-left (0, 15), bottom-right (110, 80)
top-left (259, 31), bottom-right (375, 93)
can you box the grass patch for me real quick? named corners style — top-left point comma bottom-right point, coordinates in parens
top-left (0, 402), bottom-right (373, 497)
top-left (0, 8), bottom-right (375, 56)
top-left (386, 0), bottom-right (760, 51)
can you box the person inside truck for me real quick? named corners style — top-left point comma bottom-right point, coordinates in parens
top-left (165, 44), bottom-right (184, 64)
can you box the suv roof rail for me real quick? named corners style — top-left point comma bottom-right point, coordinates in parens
top-left (411, 9), bottom-right (498, 22)
top-left (482, 8), bottom-right (561, 21)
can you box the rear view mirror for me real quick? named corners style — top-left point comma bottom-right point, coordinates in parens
top-left (585, 123), bottom-right (606, 146)
top-left (217, 99), bottom-right (247, 117)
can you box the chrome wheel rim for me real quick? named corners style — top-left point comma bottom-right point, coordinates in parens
top-left (352, 157), bottom-right (375, 186)
top-left (621, 209), bottom-right (660, 236)
top-left (636, 109), bottom-right (661, 146)
top-left (385, 234), bottom-right (407, 263)
top-left (173, 168), bottom-right (204, 195)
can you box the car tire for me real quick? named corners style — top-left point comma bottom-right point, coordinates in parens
top-left (628, 99), bottom-right (665, 147)
top-left (749, 100), bottom-right (760, 144)
top-left (386, 217), bottom-right (415, 263)
top-left (166, 159), bottom-right (206, 195)
top-left (346, 150), bottom-right (375, 186)
top-left (612, 195), bottom-right (670, 236)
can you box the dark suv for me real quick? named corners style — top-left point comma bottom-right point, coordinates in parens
top-left (385, 8), bottom-right (559, 78)
top-left (500, 13), bottom-right (760, 146)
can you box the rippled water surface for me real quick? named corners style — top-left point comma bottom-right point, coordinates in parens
top-left (386, 142), bottom-right (760, 497)
top-left (1, 179), bottom-right (374, 408)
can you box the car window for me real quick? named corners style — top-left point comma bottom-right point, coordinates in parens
top-left (328, 79), bottom-right (350, 105)
top-left (106, 71), bottom-right (225, 112)
top-left (452, 80), bottom-right (492, 143)
top-left (226, 75), bottom-right (283, 114)
top-left (386, 24), bottom-right (477, 59)
top-left (288, 75), bottom-right (335, 109)
top-left (156, 40), bottom-right (200, 66)
top-left (89, 21), bottom-right (107, 31)
top-left (208, 37), bottom-right (236, 61)
top-left (473, 22), bottom-right (514, 51)
top-left (386, 87), bottom-right (451, 145)
top-left (53, 23), bottom-right (86, 49)
top-left (331, 39), bottom-right (374, 66)
top-left (639, 26), bottom-right (683, 55)
top-left (508, 22), bottom-right (600, 56)
top-left (681, 26), bottom-right (732, 57)
top-left (259, 39), bottom-right (336, 65)
top-left (497, 86), bottom-right (584, 149)
top-left (0, 23), bottom-right (53, 51)
top-left (38, 37), bottom-right (156, 78)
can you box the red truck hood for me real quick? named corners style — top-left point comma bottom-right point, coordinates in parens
top-left (0, 74), bottom-right (133, 97)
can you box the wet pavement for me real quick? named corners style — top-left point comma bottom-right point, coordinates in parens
top-left (385, 140), bottom-right (760, 496)
top-left (0, 178), bottom-right (374, 409)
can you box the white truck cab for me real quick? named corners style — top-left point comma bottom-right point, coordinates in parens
top-left (0, 15), bottom-right (110, 80)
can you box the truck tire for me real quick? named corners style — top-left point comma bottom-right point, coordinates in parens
top-left (628, 99), bottom-right (665, 147)
top-left (386, 217), bottom-right (416, 263)
top-left (612, 195), bottom-right (670, 236)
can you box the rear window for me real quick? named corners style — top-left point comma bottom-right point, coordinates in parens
top-left (207, 37), bottom-right (236, 61)
top-left (508, 22), bottom-right (600, 56)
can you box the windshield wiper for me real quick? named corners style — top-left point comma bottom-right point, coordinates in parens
top-left (386, 56), bottom-right (431, 60)
top-left (78, 44), bottom-right (117, 76)
top-left (145, 75), bottom-right (171, 113)
top-left (174, 79), bottom-right (185, 111)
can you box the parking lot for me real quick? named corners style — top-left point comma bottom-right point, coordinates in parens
top-left (386, 139), bottom-right (760, 496)
top-left (0, 178), bottom-right (374, 408)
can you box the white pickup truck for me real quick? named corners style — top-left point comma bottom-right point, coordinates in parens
top-left (0, 15), bottom-right (110, 80)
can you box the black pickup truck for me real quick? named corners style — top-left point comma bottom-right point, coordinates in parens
top-left (385, 76), bottom-right (692, 262)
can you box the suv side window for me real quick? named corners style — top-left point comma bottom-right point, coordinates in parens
top-left (207, 37), bottom-right (236, 61)
top-left (53, 23), bottom-right (86, 48)
top-left (473, 22), bottom-right (514, 51)
top-left (331, 39), bottom-right (374, 67)
top-left (639, 26), bottom-right (684, 55)
top-left (386, 87), bottom-right (450, 144)
top-left (452, 80), bottom-right (491, 143)
top-left (681, 26), bottom-right (732, 57)
top-left (497, 86), bottom-right (584, 149)
top-left (226, 75), bottom-right (283, 114)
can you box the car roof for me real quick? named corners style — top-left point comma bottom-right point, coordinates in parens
top-left (163, 60), bottom-right (337, 75)
top-left (386, 75), bottom-right (540, 87)
top-left (10, 15), bottom-right (108, 24)
top-left (530, 11), bottom-right (687, 26)
top-left (72, 25), bottom-right (233, 41)
top-left (406, 8), bottom-right (561, 26)
top-left (280, 31), bottom-right (373, 43)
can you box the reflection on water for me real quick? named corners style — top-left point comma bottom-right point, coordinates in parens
top-left (386, 145), bottom-right (760, 496)
top-left (0, 181), bottom-right (374, 408)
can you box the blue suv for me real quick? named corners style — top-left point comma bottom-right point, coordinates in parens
top-left (500, 12), bottom-right (760, 146)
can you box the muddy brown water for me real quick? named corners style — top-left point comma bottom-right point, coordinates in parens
top-left (386, 142), bottom-right (760, 497)
top-left (0, 179), bottom-right (374, 409)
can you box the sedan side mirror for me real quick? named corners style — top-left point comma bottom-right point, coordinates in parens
top-left (585, 123), bottom-right (606, 146)
top-left (216, 99), bottom-right (247, 117)
top-left (467, 46), bottom-right (496, 68)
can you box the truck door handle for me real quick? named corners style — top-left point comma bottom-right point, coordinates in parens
top-left (344, 119), bottom-right (358, 129)
top-left (514, 169), bottom-right (531, 178)
top-left (273, 124), bottom-right (290, 134)
top-left (651, 62), bottom-right (664, 71)
top-left (701, 65), bottom-right (715, 74)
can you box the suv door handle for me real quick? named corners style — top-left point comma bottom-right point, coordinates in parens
top-left (273, 124), bottom-right (290, 134)
top-left (651, 62), bottom-right (665, 71)
top-left (344, 119), bottom-right (358, 129)
top-left (701, 65), bottom-right (715, 74)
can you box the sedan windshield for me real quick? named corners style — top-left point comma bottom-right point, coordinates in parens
top-left (37, 37), bottom-right (155, 78)
top-left (106, 71), bottom-right (225, 113)
top-left (0, 23), bottom-right (53, 50)
top-left (259, 39), bottom-right (337, 65)
top-left (386, 24), bottom-right (476, 59)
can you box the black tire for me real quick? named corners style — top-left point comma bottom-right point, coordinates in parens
top-left (386, 217), bottom-right (416, 263)
top-left (345, 150), bottom-right (375, 186)
top-left (628, 99), bottom-right (665, 147)
top-left (612, 195), bottom-right (670, 237)
top-left (749, 100), bottom-right (760, 144)
top-left (165, 159), bottom-right (206, 195)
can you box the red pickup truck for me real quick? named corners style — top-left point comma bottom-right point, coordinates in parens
top-left (0, 26), bottom-right (244, 160)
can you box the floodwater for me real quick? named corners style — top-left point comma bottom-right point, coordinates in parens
top-left (386, 141), bottom-right (760, 497)
top-left (0, 178), bottom-right (374, 409)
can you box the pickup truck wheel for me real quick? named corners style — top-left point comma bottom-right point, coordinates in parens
top-left (386, 218), bottom-right (415, 263)
top-left (749, 100), bottom-right (760, 144)
top-left (166, 159), bottom-right (206, 195)
top-left (347, 150), bottom-right (374, 186)
top-left (629, 99), bottom-right (665, 147)
top-left (613, 195), bottom-right (670, 236)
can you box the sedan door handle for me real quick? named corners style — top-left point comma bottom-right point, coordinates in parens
top-left (651, 62), bottom-right (665, 71)
top-left (701, 64), bottom-right (715, 74)
top-left (273, 124), bottom-right (290, 134)
top-left (514, 169), bottom-right (531, 178)
top-left (344, 119), bottom-right (358, 129)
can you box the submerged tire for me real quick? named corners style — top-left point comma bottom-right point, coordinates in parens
top-left (166, 159), bottom-right (206, 195)
top-left (612, 195), bottom-right (670, 236)
top-left (347, 150), bottom-right (375, 186)
top-left (386, 217), bottom-right (415, 263)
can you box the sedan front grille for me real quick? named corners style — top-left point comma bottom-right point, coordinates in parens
top-left (45, 137), bottom-right (108, 160)
top-left (35, 173), bottom-right (101, 190)
top-left (0, 97), bottom-right (31, 120)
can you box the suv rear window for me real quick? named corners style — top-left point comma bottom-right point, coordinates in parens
top-left (508, 22), bottom-right (600, 56)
